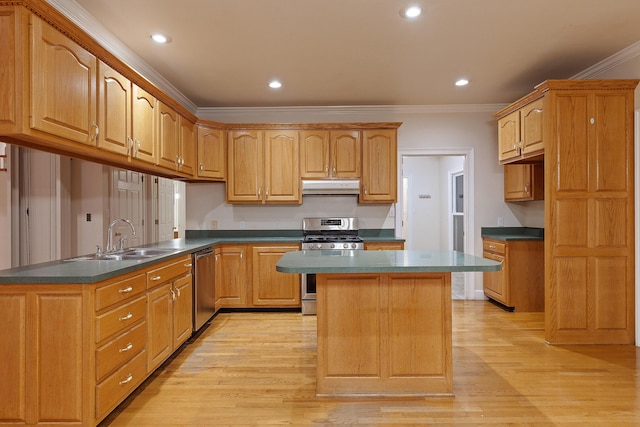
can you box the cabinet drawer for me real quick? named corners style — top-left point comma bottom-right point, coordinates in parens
top-left (96, 321), bottom-right (146, 382)
top-left (147, 255), bottom-right (192, 288)
top-left (483, 240), bottom-right (505, 255)
top-left (95, 274), bottom-right (146, 311)
top-left (95, 296), bottom-right (146, 343)
top-left (95, 349), bottom-right (147, 420)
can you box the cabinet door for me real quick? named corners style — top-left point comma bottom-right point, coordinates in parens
top-left (147, 283), bottom-right (173, 372)
top-left (227, 130), bottom-right (262, 203)
top-left (215, 245), bottom-right (247, 307)
top-left (497, 110), bottom-right (520, 162)
top-left (157, 102), bottom-right (180, 170)
top-left (331, 130), bottom-right (361, 178)
top-left (251, 245), bottom-right (300, 307)
top-left (131, 84), bottom-right (157, 164)
top-left (178, 117), bottom-right (196, 177)
top-left (30, 16), bottom-right (97, 145)
top-left (173, 274), bottom-right (193, 348)
top-left (483, 252), bottom-right (507, 305)
top-left (547, 88), bottom-right (635, 344)
top-left (300, 130), bottom-right (330, 178)
top-left (504, 164), bottom-right (529, 200)
top-left (361, 129), bottom-right (397, 203)
top-left (504, 164), bottom-right (544, 201)
top-left (263, 130), bottom-right (300, 204)
top-left (520, 98), bottom-right (544, 155)
top-left (197, 125), bottom-right (225, 180)
top-left (97, 61), bottom-right (131, 155)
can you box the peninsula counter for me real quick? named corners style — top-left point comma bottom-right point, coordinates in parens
top-left (277, 250), bottom-right (501, 397)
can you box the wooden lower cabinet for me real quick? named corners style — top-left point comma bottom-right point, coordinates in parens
top-left (146, 256), bottom-right (193, 372)
top-left (215, 245), bottom-right (248, 308)
top-left (482, 238), bottom-right (544, 312)
top-left (364, 241), bottom-right (405, 250)
top-left (316, 272), bottom-right (452, 396)
top-left (215, 243), bottom-right (301, 309)
top-left (251, 245), bottom-right (300, 307)
top-left (0, 255), bottom-right (193, 426)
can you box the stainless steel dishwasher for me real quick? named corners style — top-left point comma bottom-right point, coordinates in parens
top-left (193, 247), bottom-right (216, 331)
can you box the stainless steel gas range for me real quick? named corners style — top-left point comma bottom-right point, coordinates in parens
top-left (300, 217), bottom-right (363, 315)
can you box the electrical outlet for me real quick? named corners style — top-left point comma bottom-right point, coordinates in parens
top-left (498, 217), bottom-right (504, 227)
top-left (210, 220), bottom-right (218, 229)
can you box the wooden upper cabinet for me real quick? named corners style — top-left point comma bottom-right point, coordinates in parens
top-left (30, 15), bottom-right (98, 145)
top-left (331, 130), bottom-right (361, 178)
top-left (361, 129), bottom-right (397, 203)
top-left (158, 103), bottom-right (195, 177)
top-left (504, 164), bottom-right (543, 201)
top-left (97, 61), bottom-right (131, 156)
top-left (497, 97), bottom-right (544, 164)
top-left (520, 98), bottom-right (544, 155)
top-left (227, 129), bottom-right (300, 204)
top-left (227, 130), bottom-right (263, 203)
top-left (157, 101), bottom-right (179, 170)
top-left (197, 124), bottom-right (225, 180)
top-left (178, 117), bottom-right (196, 177)
top-left (300, 130), bottom-right (360, 179)
top-left (300, 130), bottom-right (330, 178)
top-left (263, 130), bottom-right (300, 203)
top-left (131, 85), bottom-right (157, 164)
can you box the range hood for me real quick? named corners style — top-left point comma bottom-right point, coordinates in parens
top-left (302, 179), bottom-right (360, 195)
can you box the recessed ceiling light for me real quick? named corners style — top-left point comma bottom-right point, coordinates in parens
top-left (455, 79), bottom-right (470, 87)
top-left (400, 6), bottom-right (422, 18)
top-left (269, 80), bottom-right (282, 89)
top-left (150, 33), bottom-right (170, 44)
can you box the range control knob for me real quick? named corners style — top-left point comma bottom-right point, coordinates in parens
top-left (316, 243), bottom-right (323, 249)
top-left (330, 243), bottom-right (336, 249)
top-left (343, 243), bottom-right (349, 249)
top-left (351, 243), bottom-right (357, 249)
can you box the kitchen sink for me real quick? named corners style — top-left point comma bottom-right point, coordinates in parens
top-left (64, 247), bottom-right (181, 261)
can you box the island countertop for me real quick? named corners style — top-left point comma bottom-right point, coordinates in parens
top-left (276, 250), bottom-right (501, 274)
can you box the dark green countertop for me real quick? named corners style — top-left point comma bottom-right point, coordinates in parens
top-left (277, 250), bottom-right (501, 274)
top-left (481, 227), bottom-right (544, 241)
top-left (0, 229), bottom-right (404, 284)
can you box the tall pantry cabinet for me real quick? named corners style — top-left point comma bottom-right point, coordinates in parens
top-left (543, 80), bottom-right (638, 345)
top-left (496, 80), bottom-right (639, 344)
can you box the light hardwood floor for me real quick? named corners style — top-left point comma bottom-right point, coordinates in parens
top-left (100, 301), bottom-right (640, 426)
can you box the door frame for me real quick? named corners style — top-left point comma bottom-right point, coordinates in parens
top-left (397, 148), bottom-right (476, 299)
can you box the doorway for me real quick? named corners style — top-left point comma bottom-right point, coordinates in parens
top-left (397, 148), bottom-right (475, 299)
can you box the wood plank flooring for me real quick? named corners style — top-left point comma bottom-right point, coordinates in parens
top-left (99, 301), bottom-right (640, 426)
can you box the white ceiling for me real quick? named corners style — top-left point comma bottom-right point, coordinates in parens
top-left (64, 0), bottom-right (640, 108)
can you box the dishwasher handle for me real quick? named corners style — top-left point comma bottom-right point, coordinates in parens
top-left (194, 249), bottom-right (214, 260)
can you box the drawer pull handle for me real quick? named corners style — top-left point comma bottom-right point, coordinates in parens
top-left (119, 312), bottom-right (133, 321)
top-left (169, 287), bottom-right (176, 301)
top-left (489, 245), bottom-right (496, 249)
top-left (119, 342), bottom-right (133, 353)
top-left (119, 374), bottom-right (133, 385)
top-left (184, 263), bottom-right (192, 267)
top-left (150, 275), bottom-right (162, 281)
top-left (118, 286), bottom-right (133, 294)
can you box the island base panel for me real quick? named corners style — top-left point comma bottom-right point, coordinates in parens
top-left (316, 272), bottom-right (452, 396)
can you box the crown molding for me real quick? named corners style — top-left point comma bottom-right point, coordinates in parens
top-left (197, 104), bottom-right (507, 121)
top-left (572, 39), bottom-right (640, 79)
top-left (45, 0), bottom-right (198, 114)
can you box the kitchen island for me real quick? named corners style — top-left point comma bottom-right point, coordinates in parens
top-left (277, 250), bottom-right (501, 396)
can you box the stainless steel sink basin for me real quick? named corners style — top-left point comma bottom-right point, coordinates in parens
top-left (64, 247), bottom-right (181, 261)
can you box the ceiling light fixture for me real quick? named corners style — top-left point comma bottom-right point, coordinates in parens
top-left (400, 6), bottom-right (422, 18)
top-left (150, 33), bottom-right (170, 44)
top-left (269, 80), bottom-right (282, 89)
top-left (455, 79), bottom-right (470, 87)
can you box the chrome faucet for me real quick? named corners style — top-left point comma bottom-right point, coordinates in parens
top-left (105, 218), bottom-right (136, 253)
